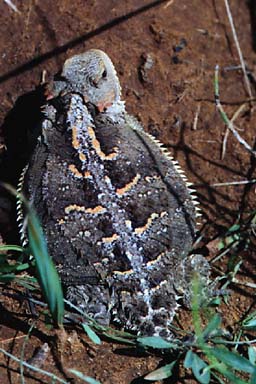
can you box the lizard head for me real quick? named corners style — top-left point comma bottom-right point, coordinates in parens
top-left (46, 49), bottom-right (121, 112)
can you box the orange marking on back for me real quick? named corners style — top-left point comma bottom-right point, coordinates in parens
top-left (79, 153), bottom-right (86, 162)
top-left (102, 233), bottom-right (119, 243)
top-left (65, 204), bottom-right (86, 214)
top-left (68, 164), bottom-right (83, 178)
top-left (85, 205), bottom-right (106, 214)
top-left (72, 126), bottom-right (79, 149)
top-left (88, 126), bottom-right (118, 160)
top-left (84, 171), bottom-right (92, 178)
top-left (146, 252), bottom-right (164, 267)
top-left (113, 269), bottom-right (134, 276)
top-left (134, 213), bottom-right (159, 235)
top-left (65, 204), bottom-right (106, 215)
top-left (116, 174), bottom-right (140, 196)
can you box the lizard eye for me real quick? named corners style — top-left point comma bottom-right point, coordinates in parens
top-left (89, 77), bottom-right (99, 87)
top-left (89, 69), bottom-right (107, 88)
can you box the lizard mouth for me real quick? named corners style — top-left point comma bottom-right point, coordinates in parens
top-left (84, 88), bottom-right (118, 112)
top-left (96, 97), bottom-right (116, 113)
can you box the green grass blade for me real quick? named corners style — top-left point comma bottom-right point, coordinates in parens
top-left (184, 351), bottom-right (210, 384)
top-left (184, 350), bottom-right (194, 368)
top-left (0, 273), bottom-right (16, 282)
top-left (144, 361), bottom-right (177, 381)
top-left (201, 314), bottom-right (222, 339)
top-left (0, 245), bottom-right (24, 252)
top-left (82, 323), bottom-right (101, 345)
top-left (101, 333), bottom-right (136, 345)
top-left (248, 346), bottom-right (256, 365)
top-left (210, 346), bottom-right (255, 374)
top-left (27, 207), bottom-right (64, 326)
top-left (250, 371), bottom-right (256, 384)
top-left (243, 318), bottom-right (256, 330)
top-left (214, 364), bottom-right (251, 384)
top-left (137, 336), bottom-right (178, 349)
top-left (192, 355), bottom-right (210, 384)
top-left (0, 263), bottom-right (29, 273)
top-left (0, 183), bottom-right (64, 325)
top-left (68, 369), bottom-right (101, 384)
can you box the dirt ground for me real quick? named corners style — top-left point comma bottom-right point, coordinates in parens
top-left (0, 0), bottom-right (255, 383)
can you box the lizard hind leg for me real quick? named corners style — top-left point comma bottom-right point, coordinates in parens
top-left (66, 284), bottom-right (111, 326)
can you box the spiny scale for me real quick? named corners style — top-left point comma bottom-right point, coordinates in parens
top-left (19, 49), bottom-right (209, 339)
top-left (17, 165), bottom-right (29, 246)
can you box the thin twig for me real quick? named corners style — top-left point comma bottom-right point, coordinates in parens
top-left (213, 338), bottom-right (256, 345)
top-left (193, 103), bottom-right (201, 130)
top-left (20, 322), bottom-right (35, 383)
top-left (221, 103), bottom-right (247, 159)
top-left (232, 278), bottom-right (256, 289)
top-left (212, 264), bottom-right (256, 289)
top-left (22, 0), bottom-right (36, 42)
top-left (0, 335), bottom-right (27, 344)
top-left (163, 0), bottom-right (174, 9)
top-left (1, 291), bottom-right (47, 307)
top-left (210, 242), bottom-right (239, 264)
top-left (3, 0), bottom-right (19, 12)
top-left (224, 0), bottom-right (253, 99)
top-left (0, 348), bottom-right (68, 384)
top-left (210, 179), bottom-right (256, 187)
top-left (214, 65), bottom-right (256, 157)
top-left (223, 65), bottom-right (242, 71)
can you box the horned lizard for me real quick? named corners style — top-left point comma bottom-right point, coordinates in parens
top-left (18, 49), bottom-right (209, 338)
